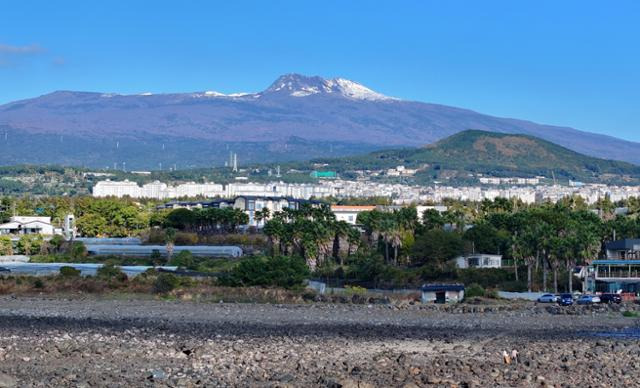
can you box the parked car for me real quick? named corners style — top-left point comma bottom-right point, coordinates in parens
top-left (599, 293), bottom-right (622, 304)
top-left (537, 294), bottom-right (558, 303)
top-left (577, 295), bottom-right (601, 305)
top-left (558, 293), bottom-right (574, 306)
top-left (0, 267), bottom-right (10, 273)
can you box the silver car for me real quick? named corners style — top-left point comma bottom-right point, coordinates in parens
top-left (537, 294), bottom-right (559, 303)
top-left (577, 295), bottom-right (601, 305)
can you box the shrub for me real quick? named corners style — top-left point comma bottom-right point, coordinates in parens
top-left (174, 232), bottom-right (198, 246)
top-left (147, 228), bottom-right (166, 244)
top-left (484, 288), bottom-right (500, 299)
top-left (622, 311), bottom-right (640, 318)
top-left (346, 254), bottom-right (387, 283)
top-left (456, 268), bottom-right (514, 289)
top-left (223, 255), bottom-right (309, 289)
top-left (0, 235), bottom-right (13, 255)
top-left (16, 234), bottom-right (44, 255)
top-left (344, 285), bottom-right (367, 296)
top-left (33, 278), bottom-right (44, 289)
top-left (153, 273), bottom-right (180, 294)
top-left (97, 263), bottom-right (127, 282)
top-left (168, 250), bottom-right (196, 270)
top-left (49, 234), bottom-right (66, 253)
top-left (499, 280), bottom-right (527, 292)
top-left (150, 249), bottom-right (163, 263)
top-left (59, 266), bottom-right (81, 277)
top-left (465, 283), bottom-right (485, 298)
top-left (69, 241), bottom-right (88, 259)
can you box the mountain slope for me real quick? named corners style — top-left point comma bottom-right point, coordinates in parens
top-left (0, 74), bottom-right (637, 169)
top-left (312, 130), bottom-right (640, 184)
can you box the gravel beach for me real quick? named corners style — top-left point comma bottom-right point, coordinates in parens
top-left (0, 296), bottom-right (637, 387)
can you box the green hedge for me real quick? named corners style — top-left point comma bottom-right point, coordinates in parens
top-left (221, 255), bottom-right (309, 289)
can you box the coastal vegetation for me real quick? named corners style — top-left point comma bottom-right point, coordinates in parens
top-left (2, 192), bottom-right (640, 293)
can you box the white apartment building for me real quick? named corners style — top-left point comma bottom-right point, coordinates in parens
top-left (93, 179), bottom-right (640, 206)
top-left (93, 180), bottom-right (141, 198)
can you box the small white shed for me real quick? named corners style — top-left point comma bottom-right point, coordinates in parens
top-left (454, 254), bottom-right (502, 269)
top-left (421, 284), bottom-right (465, 304)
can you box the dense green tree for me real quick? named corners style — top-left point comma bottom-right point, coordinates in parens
top-left (16, 234), bottom-right (43, 255)
top-left (463, 222), bottom-right (504, 255)
top-left (422, 209), bottom-right (445, 231)
top-left (411, 229), bottom-right (463, 267)
top-left (223, 255), bottom-right (309, 289)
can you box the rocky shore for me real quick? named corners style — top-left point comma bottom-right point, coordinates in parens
top-left (0, 296), bottom-right (637, 387)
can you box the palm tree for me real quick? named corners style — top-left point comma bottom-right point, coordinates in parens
top-left (379, 217), bottom-right (397, 263)
top-left (254, 207), bottom-right (271, 227)
top-left (164, 227), bottom-right (177, 263)
top-left (263, 217), bottom-right (284, 256)
top-left (512, 223), bottom-right (538, 292)
top-left (332, 220), bottom-right (351, 265)
top-left (346, 227), bottom-right (361, 258)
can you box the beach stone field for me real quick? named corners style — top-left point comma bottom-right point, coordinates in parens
top-left (0, 296), bottom-right (638, 387)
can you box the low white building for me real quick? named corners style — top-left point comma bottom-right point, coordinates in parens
top-left (0, 216), bottom-right (55, 236)
top-left (454, 254), bottom-right (503, 269)
top-left (331, 205), bottom-right (376, 225)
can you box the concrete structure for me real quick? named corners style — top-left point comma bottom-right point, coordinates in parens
top-left (0, 255), bottom-right (30, 263)
top-left (604, 239), bottom-right (640, 260)
top-left (93, 178), bottom-right (640, 206)
top-left (454, 254), bottom-right (503, 269)
top-left (74, 237), bottom-right (142, 245)
top-left (233, 196), bottom-right (314, 227)
top-left (85, 244), bottom-right (243, 258)
top-left (331, 205), bottom-right (376, 225)
top-left (158, 196), bottom-right (320, 227)
top-left (581, 239), bottom-right (640, 293)
top-left (93, 180), bottom-right (225, 199)
top-left (64, 214), bottom-right (76, 240)
top-left (421, 284), bottom-right (465, 304)
top-left (586, 260), bottom-right (640, 293)
top-left (415, 205), bottom-right (448, 222)
top-left (0, 216), bottom-right (55, 236)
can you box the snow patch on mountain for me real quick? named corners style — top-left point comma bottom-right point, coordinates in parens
top-left (194, 91), bottom-right (256, 99)
top-left (265, 74), bottom-right (397, 101)
top-left (329, 78), bottom-right (395, 101)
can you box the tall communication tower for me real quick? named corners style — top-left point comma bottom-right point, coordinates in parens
top-left (232, 153), bottom-right (238, 172)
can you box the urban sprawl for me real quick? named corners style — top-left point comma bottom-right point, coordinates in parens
top-left (93, 178), bottom-right (640, 204)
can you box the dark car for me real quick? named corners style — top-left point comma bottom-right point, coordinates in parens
top-left (600, 293), bottom-right (622, 304)
top-left (558, 293), bottom-right (574, 306)
top-left (0, 267), bottom-right (10, 273)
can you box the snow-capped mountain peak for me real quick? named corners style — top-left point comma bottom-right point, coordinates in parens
top-left (264, 73), bottom-right (396, 101)
top-left (328, 78), bottom-right (395, 101)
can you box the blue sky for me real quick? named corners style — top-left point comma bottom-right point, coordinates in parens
top-left (1, 1), bottom-right (639, 141)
